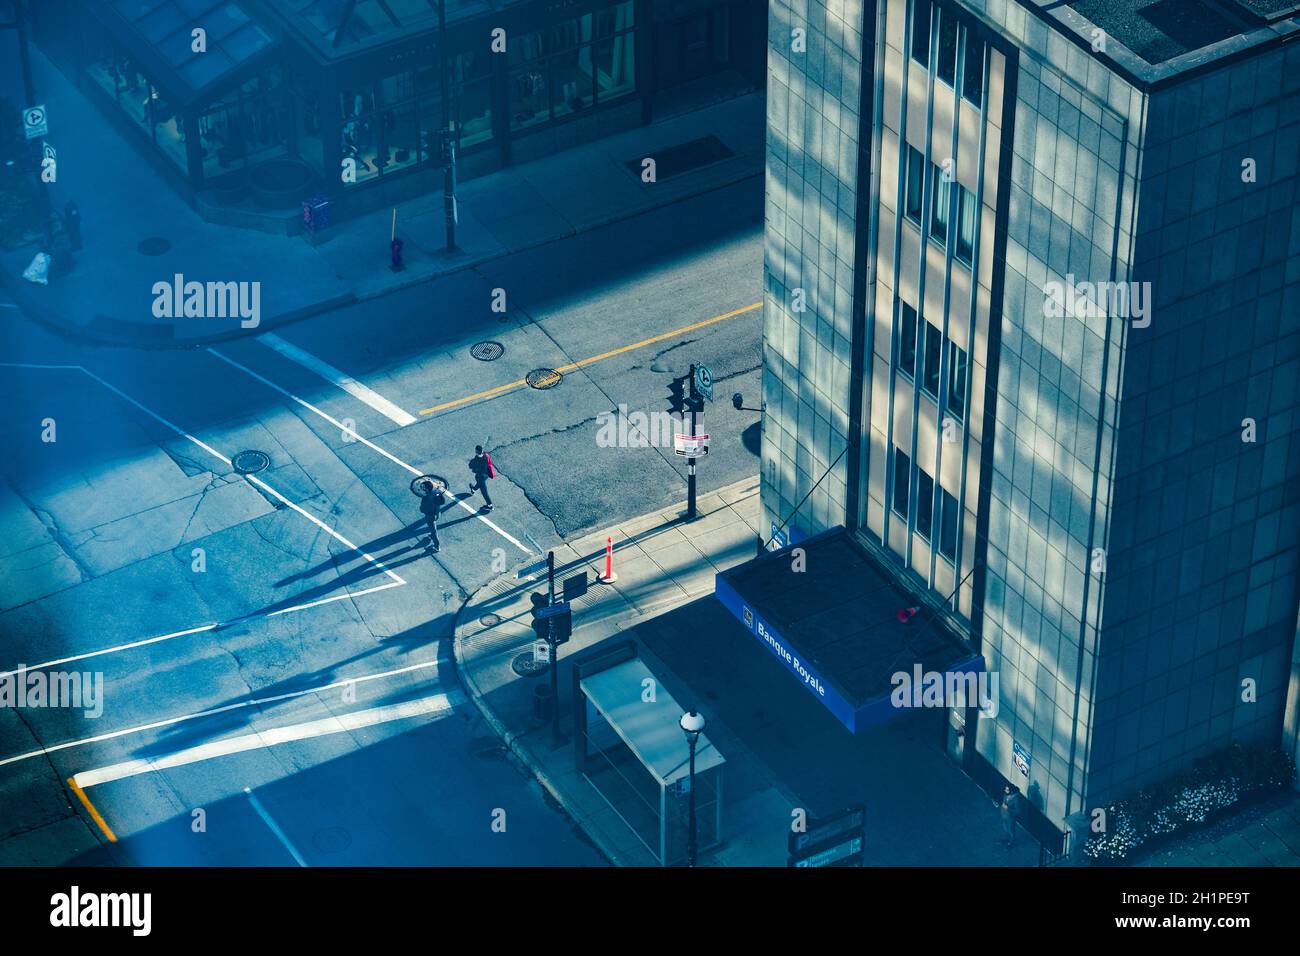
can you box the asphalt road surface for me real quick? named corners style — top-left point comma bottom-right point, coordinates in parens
top-left (0, 177), bottom-right (762, 866)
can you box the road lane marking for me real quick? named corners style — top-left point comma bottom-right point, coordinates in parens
top-left (80, 365), bottom-right (406, 587)
top-left (0, 658), bottom-right (450, 768)
top-left (67, 776), bottom-right (118, 843)
top-left (0, 362), bottom-right (406, 588)
top-left (74, 694), bottom-right (452, 788)
top-left (0, 624), bottom-right (220, 681)
top-left (417, 300), bottom-right (763, 416)
top-left (259, 333), bottom-right (417, 427)
top-left (208, 347), bottom-right (531, 554)
top-left (244, 787), bottom-right (308, 867)
top-left (1, 579), bottom-right (407, 679)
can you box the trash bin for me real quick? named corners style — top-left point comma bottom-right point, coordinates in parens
top-left (533, 684), bottom-right (553, 722)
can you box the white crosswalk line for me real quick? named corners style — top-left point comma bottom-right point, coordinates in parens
top-left (208, 347), bottom-right (532, 553)
top-left (258, 332), bottom-right (417, 426)
top-left (74, 694), bottom-right (453, 788)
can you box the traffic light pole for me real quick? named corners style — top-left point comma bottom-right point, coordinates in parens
top-left (687, 364), bottom-right (698, 521)
top-left (12, 0), bottom-right (35, 106)
top-left (438, 0), bottom-right (457, 252)
top-left (10, 0), bottom-right (52, 245)
top-left (546, 551), bottom-right (560, 742)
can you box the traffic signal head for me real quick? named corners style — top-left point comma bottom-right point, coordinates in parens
top-left (667, 375), bottom-right (688, 415)
top-left (530, 592), bottom-right (549, 640)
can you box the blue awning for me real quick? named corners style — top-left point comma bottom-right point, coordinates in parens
top-left (714, 527), bottom-right (984, 734)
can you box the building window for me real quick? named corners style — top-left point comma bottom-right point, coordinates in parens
top-left (595, 33), bottom-right (635, 101)
top-left (916, 468), bottom-right (935, 540)
top-left (892, 448), bottom-right (911, 519)
top-left (897, 302), bottom-right (919, 378)
top-left (962, 29), bottom-right (984, 107)
top-left (936, 10), bottom-right (959, 87)
top-left (955, 186), bottom-right (977, 265)
top-left (939, 487), bottom-right (959, 561)
top-left (922, 321), bottom-right (942, 397)
top-left (508, 6), bottom-right (635, 135)
top-left (930, 164), bottom-right (950, 244)
top-left (947, 341), bottom-right (968, 420)
top-left (904, 146), bottom-right (924, 224)
top-left (911, 0), bottom-right (931, 66)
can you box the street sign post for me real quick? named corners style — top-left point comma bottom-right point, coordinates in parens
top-left (23, 104), bottom-right (47, 140)
top-left (790, 833), bottom-right (865, 867)
top-left (789, 806), bottom-right (865, 855)
top-left (674, 433), bottom-right (710, 457)
top-left (562, 572), bottom-right (588, 603)
top-left (788, 806), bottom-right (866, 867)
top-left (694, 364), bottom-right (714, 403)
top-left (535, 601), bottom-right (572, 645)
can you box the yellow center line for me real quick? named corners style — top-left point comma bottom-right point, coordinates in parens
top-left (418, 300), bottom-right (763, 417)
top-left (68, 776), bottom-right (118, 843)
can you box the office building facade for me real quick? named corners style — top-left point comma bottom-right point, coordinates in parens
top-left (761, 0), bottom-right (1300, 836)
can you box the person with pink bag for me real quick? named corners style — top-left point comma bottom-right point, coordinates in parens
top-left (468, 445), bottom-right (496, 512)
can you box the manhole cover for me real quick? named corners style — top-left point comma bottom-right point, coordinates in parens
top-left (410, 474), bottom-right (448, 496)
top-left (479, 613), bottom-right (502, 627)
top-left (526, 368), bottom-right (563, 390)
top-left (470, 341), bottom-right (504, 361)
top-left (312, 827), bottom-right (352, 853)
top-left (232, 450), bottom-right (270, 475)
top-left (137, 237), bottom-right (171, 256)
top-left (512, 652), bottom-right (550, 677)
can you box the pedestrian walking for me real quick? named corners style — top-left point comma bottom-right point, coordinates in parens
top-left (999, 784), bottom-right (1023, 847)
top-left (64, 201), bottom-right (82, 251)
top-left (468, 445), bottom-right (495, 511)
top-left (418, 478), bottom-right (447, 552)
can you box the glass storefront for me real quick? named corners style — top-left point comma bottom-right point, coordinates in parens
top-left (508, 3), bottom-right (636, 135)
top-left (65, 0), bottom-right (758, 211)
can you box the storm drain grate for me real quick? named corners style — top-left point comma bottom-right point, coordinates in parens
top-left (137, 237), bottom-right (171, 256)
top-left (526, 368), bottom-right (563, 390)
top-left (471, 341), bottom-right (505, 361)
top-left (624, 135), bottom-right (735, 181)
top-left (512, 652), bottom-right (551, 677)
top-left (232, 450), bottom-right (271, 475)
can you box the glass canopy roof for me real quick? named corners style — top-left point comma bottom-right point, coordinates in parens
top-left (107, 0), bottom-right (277, 102)
top-left (278, 0), bottom-right (450, 54)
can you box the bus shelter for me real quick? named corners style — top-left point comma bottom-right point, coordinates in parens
top-left (576, 654), bottom-right (724, 866)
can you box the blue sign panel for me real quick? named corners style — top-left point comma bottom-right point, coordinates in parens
top-left (1013, 741), bottom-right (1031, 777)
top-left (715, 573), bottom-right (858, 731)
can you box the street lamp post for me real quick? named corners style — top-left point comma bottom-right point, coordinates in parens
top-left (437, 0), bottom-right (457, 252)
top-left (679, 709), bottom-right (706, 867)
top-left (5, 0), bottom-right (53, 245)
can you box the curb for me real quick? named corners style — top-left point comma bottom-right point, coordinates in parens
top-left (449, 580), bottom-right (635, 868)
top-left (450, 476), bottom-right (762, 867)
top-left (2, 168), bottom-right (762, 352)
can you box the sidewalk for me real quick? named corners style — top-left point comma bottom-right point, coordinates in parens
top-left (453, 477), bottom-right (1044, 867)
top-left (0, 43), bottom-right (763, 349)
top-left (1135, 789), bottom-right (1300, 867)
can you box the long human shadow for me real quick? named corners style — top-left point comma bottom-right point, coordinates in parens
top-left (274, 520), bottom-right (430, 588)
